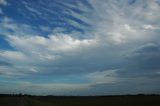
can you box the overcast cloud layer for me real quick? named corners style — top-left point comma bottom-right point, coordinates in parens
top-left (0, 0), bottom-right (160, 95)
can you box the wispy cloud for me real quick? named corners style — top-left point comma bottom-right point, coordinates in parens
top-left (0, 0), bottom-right (7, 14)
top-left (0, 0), bottom-right (160, 95)
top-left (0, 0), bottom-right (7, 5)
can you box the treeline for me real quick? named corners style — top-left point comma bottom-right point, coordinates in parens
top-left (0, 94), bottom-right (159, 97)
top-left (0, 94), bottom-right (33, 97)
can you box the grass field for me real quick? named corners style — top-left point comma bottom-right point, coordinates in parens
top-left (0, 95), bottom-right (160, 106)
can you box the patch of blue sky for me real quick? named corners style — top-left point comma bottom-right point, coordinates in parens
top-left (128, 0), bottom-right (136, 5)
top-left (2, 0), bottom-right (91, 35)
top-left (13, 74), bottom-right (90, 84)
top-left (0, 35), bottom-right (14, 50)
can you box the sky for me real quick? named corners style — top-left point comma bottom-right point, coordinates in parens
top-left (0, 0), bottom-right (160, 95)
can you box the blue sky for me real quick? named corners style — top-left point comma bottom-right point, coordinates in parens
top-left (0, 0), bottom-right (160, 95)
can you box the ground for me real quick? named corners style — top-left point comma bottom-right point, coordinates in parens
top-left (0, 95), bottom-right (160, 106)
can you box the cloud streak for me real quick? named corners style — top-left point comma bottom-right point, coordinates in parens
top-left (0, 0), bottom-right (160, 95)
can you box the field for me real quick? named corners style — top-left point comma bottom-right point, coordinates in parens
top-left (0, 95), bottom-right (160, 106)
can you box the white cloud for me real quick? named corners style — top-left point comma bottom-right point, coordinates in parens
top-left (0, 17), bottom-right (38, 37)
top-left (0, 0), bottom-right (159, 76)
top-left (7, 34), bottom-right (97, 56)
top-left (0, 0), bottom-right (7, 14)
top-left (39, 26), bottom-right (51, 32)
top-left (0, 0), bottom-right (7, 5)
top-left (86, 70), bottom-right (119, 84)
top-left (0, 51), bottom-right (27, 61)
top-left (0, 66), bottom-right (26, 76)
top-left (1, 0), bottom-right (159, 77)
top-left (0, 34), bottom-right (98, 76)
top-left (81, 0), bottom-right (160, 45)
top-left (143, 24), bottom-right (160, 30)
top-left (0, 0), bottom-right (160, 95)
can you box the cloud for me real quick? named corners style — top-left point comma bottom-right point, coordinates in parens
top-left (125, 43), bottom-right (160, 72)
top-left (86, 70), bottom-right (119, 84)
top-left (0, 0), bottom-right (160, 95)
top-left (19, 0), bottom-right (91, 33)
top-left (0, 8), bottom-right (2, 14)
top-left (0, 0), bottom-right (7, 14)
top-left (0, 60), bottom-right (12, 66)
top-left (0, 51), bottom-right (27, 61)
top-left (0, 17), bottom-right (38, 37)
top-left (0, 34), bottom-right (98, 76)
top-left (143, 24), bottom-right (160, 30)
top-left (0, 80), bottom-right (91, 95)
top-left (1, 0), bottom-right (159, 76)
top-left (0, 0), bottom-right (7, 5)
top-left (6, 34), bottom-right (96, 60)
